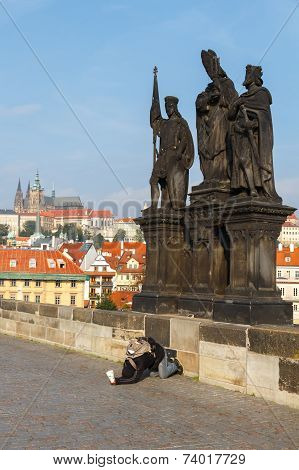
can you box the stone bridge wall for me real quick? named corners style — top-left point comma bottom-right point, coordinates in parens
top-left (0, 299), bottom-right (298, 409)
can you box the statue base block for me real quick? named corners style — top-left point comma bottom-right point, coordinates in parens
top-left (132, 292), bottom-right (178, 315)
top-left (178, 295), bottom-right (213, 319)
top-left (213, 297), bottom-right (293, 325)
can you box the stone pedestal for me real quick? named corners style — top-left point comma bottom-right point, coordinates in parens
top-left (133, 195), bottom-right (295, 325)
top-left (179, 195), bottom-right (294, 325)
top-left (212, 198), bottom-right (295, 324)
top-left (132, 208), bottom-right (187, 314)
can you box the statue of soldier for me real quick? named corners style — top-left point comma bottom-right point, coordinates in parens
top-left (196, 50), bottom-right (238, 186)
top-left (228, 65), bottom-right (281, 201)
top-left (150, 68), bottom-right (194, 210)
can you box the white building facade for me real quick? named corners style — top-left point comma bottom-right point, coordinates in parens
top-left (276, 244), bottom-right (299, 324)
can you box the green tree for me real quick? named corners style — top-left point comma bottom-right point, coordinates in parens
top-left (134, 228), bottom-right (144, 242)
top-left (0, 224), bottom-right (9, 244)
top-left (77, 227), bottom-right (84, 242)
top-left (93, 233), bottom-right (105, 249)
top-left (96, 294), bottom-right (117, 311)
top-left (63, 223), bottom-right (77, 241)
top-left (113, 229), bottom-right (126, 241)
top-left (41, 228), bottom-right (51, 237)
top-left (20, 220), bottom-right (36, 236)
top-left (83, 228), bottom-right (91, 241)
top-left (52, 224), bottom-right (62, 237)
top-left (95, 295), bottom-right (101, 309)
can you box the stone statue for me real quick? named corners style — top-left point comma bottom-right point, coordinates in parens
top-left (195, 50), bottom-right (238, 187)
top-left (228, 65), bottom-right (281, 201)
top-left (150, 67), bottom-right (194, 210)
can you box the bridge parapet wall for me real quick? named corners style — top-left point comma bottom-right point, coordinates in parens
top-left (0, 299), bottom-right (298, 409)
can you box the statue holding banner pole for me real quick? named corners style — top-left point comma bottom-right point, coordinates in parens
top-left (149, 67), bottom-right (194, 210)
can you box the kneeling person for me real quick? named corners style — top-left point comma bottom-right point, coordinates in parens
top-left (106, 337), bottom-right (182, 385)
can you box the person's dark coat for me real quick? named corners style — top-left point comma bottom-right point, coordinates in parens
top-left (115, 337), bottom-right (165, 385)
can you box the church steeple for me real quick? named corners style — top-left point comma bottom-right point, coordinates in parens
top-left (32, 169), bottom-right (42, 191)
top-left (14, 178), bottom-right (24, 214)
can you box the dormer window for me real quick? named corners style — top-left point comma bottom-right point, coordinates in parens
top-left (285, 257), bottom-right (291, 262)
top-left (57, 259), bottom-right (65, 269)
top-left (29, 258), bottom-right (36, 268)
top-left (10, 259), bottom-right (17, 268)
top-left (47, 259), bottom-right (56, 268)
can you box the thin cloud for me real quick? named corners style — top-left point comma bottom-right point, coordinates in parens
top-left (0, 104), bottom-right (41, 117)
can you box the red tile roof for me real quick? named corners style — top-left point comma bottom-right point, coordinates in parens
top-left (277, 247), bottom-right (299, 266)
top-left (91, 210), bottom-right (113, 218)
top-left (101, 241), bottom-right (146, 257)
top-left (0, 249), bottom-right (83, 275)
top-left (116, 218), bottom-right (135, 222)
top-left (110, 291), bottom-right (134, 308)
top-left (59, 242), bottom-right (89, 266)
top-left (40, 209), bottom-right (113, 219)
top-left (282, 222), bottom-right (297, 227)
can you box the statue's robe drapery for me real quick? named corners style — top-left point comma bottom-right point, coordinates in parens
top-left (196, 77), bottom-right (237, 183)
top-left (229, 87), bottom-right (279, 200)
top-left (150, 101), bottom-right (194, 209)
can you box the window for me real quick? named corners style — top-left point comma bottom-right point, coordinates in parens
top-left (55, 295), bottom-right (61, 305)
top-left (70, 295), bottom-right (76, 305)
top-left (281, 287), bottom-right (285, 296)
top-left (35, 280), bottom-right (41, 287)
top-left (35, 295), bottom-right (41, 303)
top-left (0, 280), bottom-right (4, 286)
top-left (71, 280), bottom-right (76, 288)
top-left (47, 259), bottom-right (56, 269)
top-left (55, 280), bottom-right (61, 288)
top-left (29, 258), bottom-right (36, 268)
top-left (126, 275), bottom-right (129, 280)
top-left (277, 270), bottom-right (282, 277)
top-left (294, 304), bottom-right (298, 312)
top-left (285, 257), bottom-right (291, 262)
top-left (296, 271), bottom-right (299, 279)
top-left (286, 270), bottom-right (290, 278)
top-left (102, 266), bottom-right (107, 272)
top-left (11, 280), bottom-right (16, 287)
top-left (10, 295), bottom-right (16, 300)
top-left (24, 295), bottom-right (29, 302)
top-left (294, 288), bottom-right (298, 297)
top-left (10, 259), bottom-right (16, 267)
top-left (24, 280), bottom-right (30, 287)
top-left (57, 259), bottom-right (65, 269)
top-left (0, 294), bottom-right (3, 299)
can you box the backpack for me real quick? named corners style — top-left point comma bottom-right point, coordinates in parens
top-left (125, 338), bottom-right (152, 370)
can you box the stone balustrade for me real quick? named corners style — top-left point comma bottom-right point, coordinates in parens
top-left (0, 299), bottom-right (298, 409)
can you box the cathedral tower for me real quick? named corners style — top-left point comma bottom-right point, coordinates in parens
top-left (29, 170), bottom-right (45, 212)
top-left (14, 178), bottom-right (24, 213)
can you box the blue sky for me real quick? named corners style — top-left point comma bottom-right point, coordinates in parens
top-left (0, 0), bottom-right (298, 215)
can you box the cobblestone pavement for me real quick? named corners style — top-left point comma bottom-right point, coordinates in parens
top-left (0, 334), bottom-right (298, 450)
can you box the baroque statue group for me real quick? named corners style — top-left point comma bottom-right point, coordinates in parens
top-left (133, 50), bottom-right (295, 326)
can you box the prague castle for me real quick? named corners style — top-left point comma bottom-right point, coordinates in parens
top-left (13, 171), bottom-right (83, 214)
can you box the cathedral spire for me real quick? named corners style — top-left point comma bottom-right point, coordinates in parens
top-left (32, 169), bottom-right (42, 190)
top-left (14, 178), bottom-right (24, 213)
